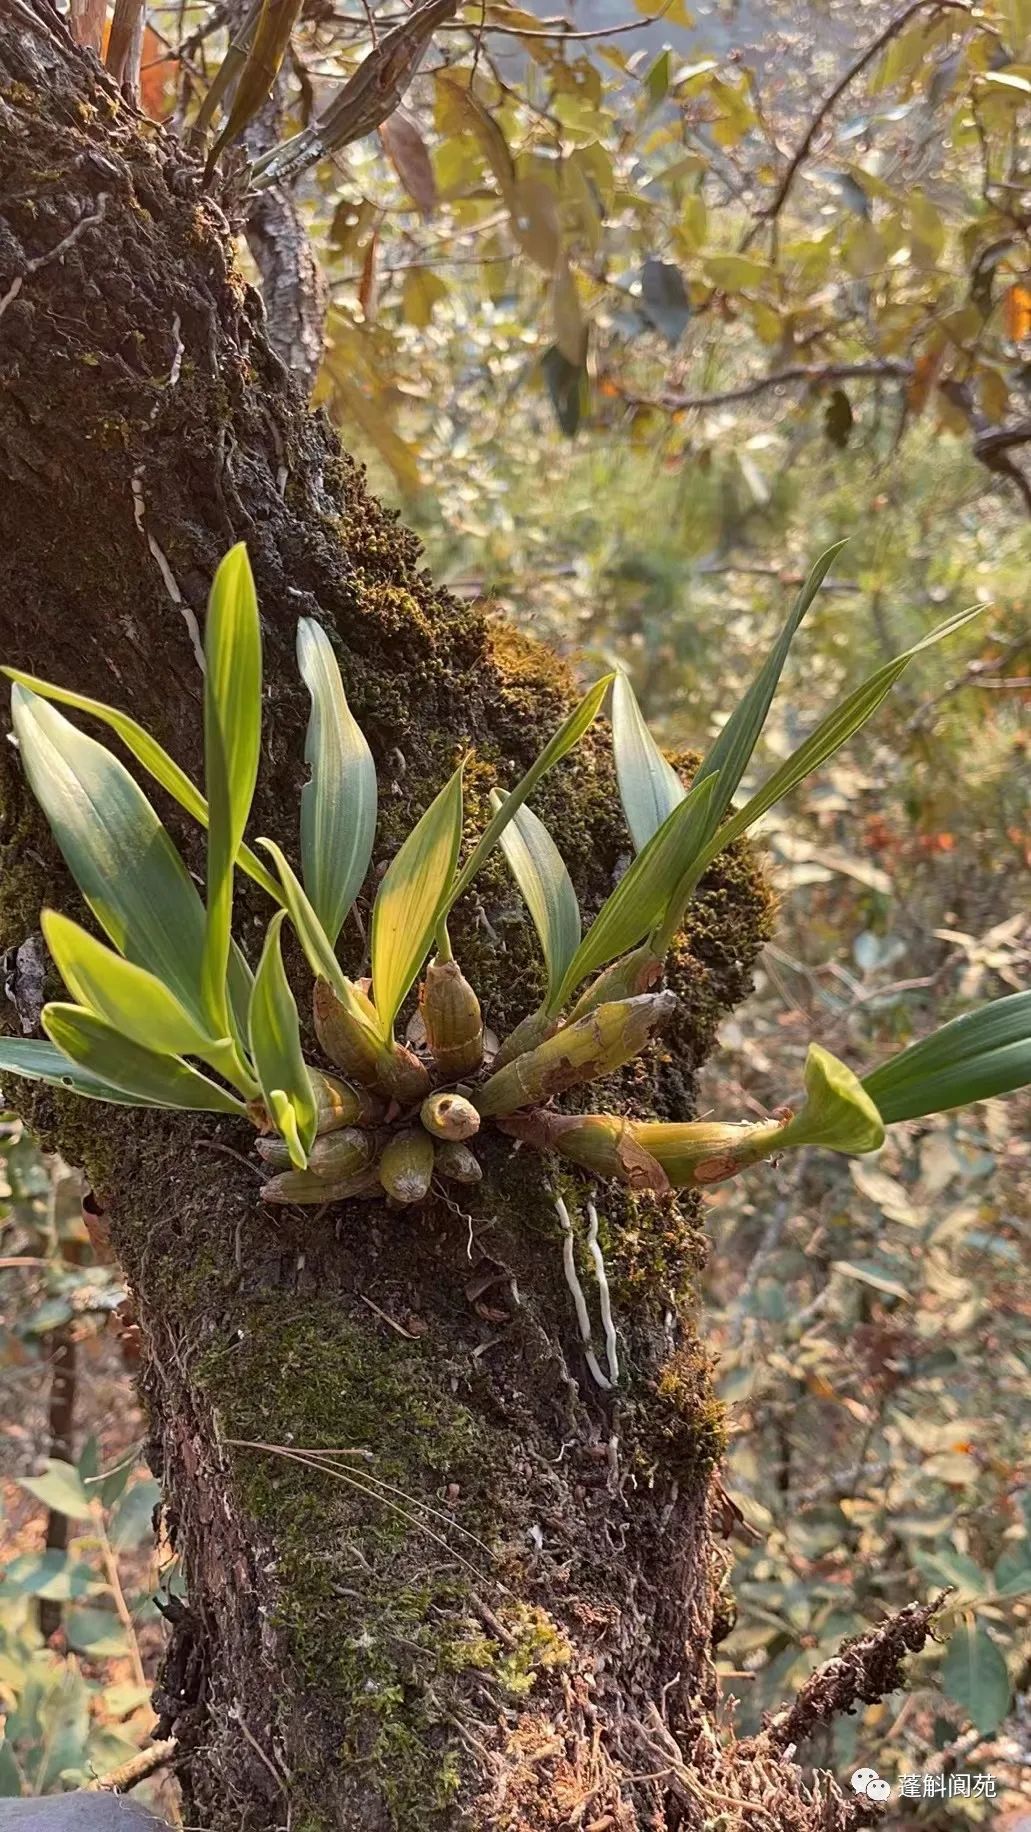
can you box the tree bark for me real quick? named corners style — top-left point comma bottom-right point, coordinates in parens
top-left (0, 7), bottom-right (931, 1827)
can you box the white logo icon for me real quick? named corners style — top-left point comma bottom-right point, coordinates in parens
top-left (851, 1768), bottom-right (890, 1799)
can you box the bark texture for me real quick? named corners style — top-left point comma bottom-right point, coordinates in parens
top-left (0, 7), bottom-right (920, 1828)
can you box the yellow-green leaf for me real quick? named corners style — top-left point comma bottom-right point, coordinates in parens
top-left (43, 1005), bottom-right (246, 1113)
top-left (202, 544), bottom-right (263, 1034)
top-left (611, 671), bottom-right (686, 851)
top-left (248, 912), bottom-right (317, 1167)
top-left (444, 675), bottom-right (613, 919)
top-left (11, 686), bottom-right (208, 1029)
top-left (657, 601), bottom-right (985, 947)
top-left (1, 667), bottom-right (281, 903)
top-left (0, 1038), bottom-right (162, 1106)
top-left (555, 773), bottom-right (717, 1009)
top-left (41, 909), bottom-right (219, 1059)
top-left (371, 764), bottom-right (464, 1038)
top-left (776, 1044), bottom-right (886, 1155)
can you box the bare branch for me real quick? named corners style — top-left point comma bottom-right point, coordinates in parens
top-left (653, 359), bottom-right (915, 412)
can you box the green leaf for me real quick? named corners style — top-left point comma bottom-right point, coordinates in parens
top-left (65, 1608), bottom-right (129, 1659)
top-left (0, 1037), bottom-right (162, 1105)
top-left (692, 541), bottom-right (847, 845)
top-left (41, 909), bottom-right (218, 1058)
top-left (555, 773), bottom-right (718, 1008)
top-left (3, 666), bottom-right (282, 902)
top-left (1, 1550), bottom-right (97, 1601)
top-left (611, 671), bottom-right (685, 851)
top-left (248, 912), bottom-right (317, 1167)
top-left (42, 1004), bottom-right (246, 1114)
top-left (862, 991), bottom-right (1031, 1124)
top-left (258, 837), bottom-right (353, 1002)
top-left (776, 1044), bottom-right (886, 1155)
top-left (442, 675), bottom-right (613, 919)
top-left (491, 791), bottom-right (580, 1003)
top-left (18, 1458), bottom-right (93, 1520)
top-left (12, 686), bottom-right (209, 1026)
top-left (541, 343), bottom-right (587, 438)
top-left (371, 764), bottom-right (464, 1037)
top-left (108, 1476), bottom-right (162, 1551)
top-left (202, 544), bottom-right (263, 1033)
top-left (940, 1620), bottom-right (1011, 1734)
top-left (660, 602), bottom-right (984, 939)
top-left (297, 617), bottom-right (377, 946)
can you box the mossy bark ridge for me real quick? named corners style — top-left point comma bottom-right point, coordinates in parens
top-left (0, 8), bottom-right (896, 1827)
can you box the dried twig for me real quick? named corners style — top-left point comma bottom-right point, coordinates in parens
top-left (87, 1740), bottom-right (178, 1794)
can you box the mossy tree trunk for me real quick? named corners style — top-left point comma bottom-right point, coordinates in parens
top-left (0, 8), bottom-right (916, 1827)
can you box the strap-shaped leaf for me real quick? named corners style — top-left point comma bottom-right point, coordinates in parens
top-left (202, 545), bottom-right (263, 1034)
top-left (248, 911), bottom-right (318, 1168)
top-left (690, 541), bottom-right (846, 845)
top-left (257, 839), bottom-right (351, 999)
top-left (297, 618), bottom-right (377, 946)
top-left (611, 672), bottom-right (685, 851)
top-left (554, 773), bottom-right (717, 1009)
top-left (42, 1005), bottom-right (246, 1113)
top-left (491, 791), bottom-right (580, 1004)
top-left (11, 686), bottom-right (208, 1028)
top-left (654, 602), bottom-right (984, 952)
top-left (371, 764), bottom-right (464, 1038)
top-left (441, 674), bottom-right (613, 920)
top-left (258, 836), bottom-right (387, 1048)
top-left (2, 667), bottom-right (281, 903)
top-left (862, 991), bottom-right (1031, 1124)
top-left (41, 910), bottom-right (219, 1058)
top-left (0, 1037), bottom-right (161, 1106)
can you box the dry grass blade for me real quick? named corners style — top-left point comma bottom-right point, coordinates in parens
top-left (224, 1438), bottom-right (503, 1572)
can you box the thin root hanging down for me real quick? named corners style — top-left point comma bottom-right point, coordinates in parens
top-left (554, 1193), bottom-right (619, 1392)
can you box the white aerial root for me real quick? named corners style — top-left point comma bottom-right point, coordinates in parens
top-left (587, 1200), bottom-right (620, 1385)
top-left (554, 1193), bottom-right (619, 1392)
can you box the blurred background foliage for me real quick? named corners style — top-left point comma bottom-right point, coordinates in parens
top-left (2, 0), bottom-right (1030, 1821)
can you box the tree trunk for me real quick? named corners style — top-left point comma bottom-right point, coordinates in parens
top-left (0, 8), bottom-right (931, 1826)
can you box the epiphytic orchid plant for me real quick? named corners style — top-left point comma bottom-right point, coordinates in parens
top-left (0, 543), bottom-right (1027, 1211)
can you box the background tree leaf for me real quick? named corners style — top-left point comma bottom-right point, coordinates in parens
top-left (941, 1620), bottom-right (1011, 1734)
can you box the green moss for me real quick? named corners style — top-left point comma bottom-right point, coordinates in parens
top-left (637, 1343), bottom-right (728, 1487)
top-left (494, 1605), bottom-right (572, 1698)
top-left (0, 756), bottom-right (51, 943)
top-left (196, 1302), bottom-right (506, 1827)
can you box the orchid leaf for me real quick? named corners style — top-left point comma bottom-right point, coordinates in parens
top-left (297, 617), bottom-right (377, 946)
